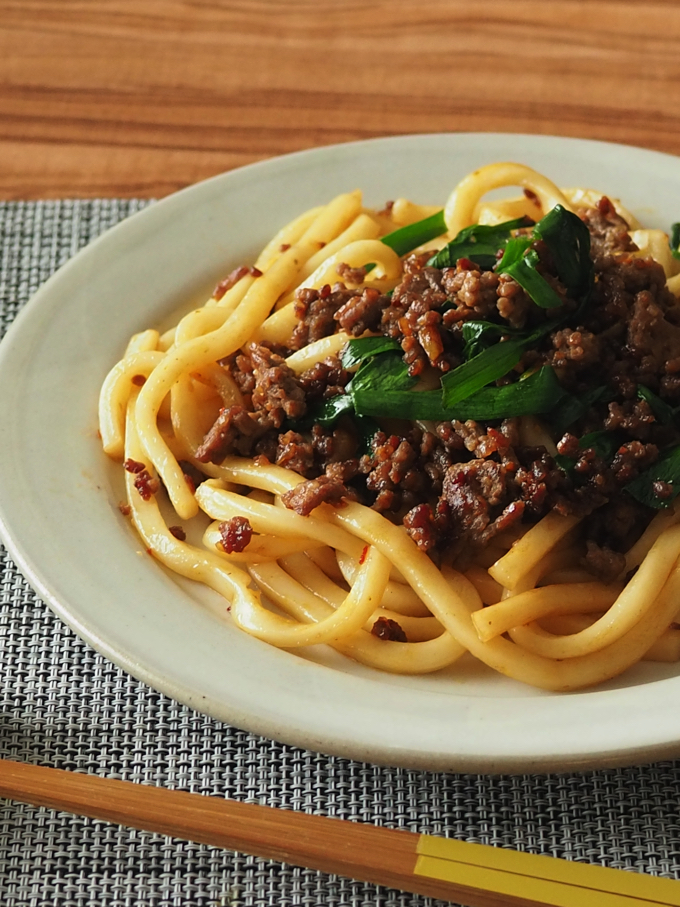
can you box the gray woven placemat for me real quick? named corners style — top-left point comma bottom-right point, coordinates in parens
top-left (1, 200), bottom-right (680, 907)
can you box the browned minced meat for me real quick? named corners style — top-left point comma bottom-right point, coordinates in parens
top-left (169, 525), bottom-right (186, 541)
top-left (580, 198), bottom-right (638, 269)
top-left (124, 458), bottom-right (146, 474)
top-left (213, 265), bottom-right (262, 301)
top-left (371, 617), bottom-right (408, 642)
top-left (195, 200), bottom-right (680, 561)
top-left (218, 517), bottom-right (253, 553)
top-left (123, 458), bottom-right (160, 500)
top-left (583, 540), bottom-right (626, 585)
top-left (133, 470), bottom-right (160, 500)
top-left (282, 473), bottom-right (357, 516)
top-left (291, 284), bottom-right (371, 349)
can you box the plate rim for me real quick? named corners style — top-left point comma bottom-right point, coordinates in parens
top-left (3, 131), bottom-right (680, 773)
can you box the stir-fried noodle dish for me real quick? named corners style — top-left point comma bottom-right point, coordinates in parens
top-left (99, 162), bottom-right (680, 691)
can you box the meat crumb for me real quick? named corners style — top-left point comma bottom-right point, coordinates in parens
top-left (169, 526), bottom-right (186, 541)
top-left (371, 617), bottom-right (408, 642)
top-left (124, 458), bottom-right (146, 474)
top-left (218, 516), bottom-right (253, 553)
top-left (133, 470), bottom-right (160, 500)
top-left (213, 265), bottom-right (263, 301)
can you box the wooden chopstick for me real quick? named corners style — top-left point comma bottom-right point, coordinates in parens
top-left (0, 757), bottom-right (678, 907)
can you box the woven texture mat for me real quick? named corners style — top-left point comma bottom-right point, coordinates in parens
top-left (1, 200), bottom-right (680, 907)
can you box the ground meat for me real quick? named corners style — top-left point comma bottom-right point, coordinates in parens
top-left (291, 284), bottom-right (363, 348)
top-left (195, 405), bottom-right (275, 462)
top-left (579, 198), bottom-right (638, 268)
top-left (335, 286), bottom-right (389, 336)
top-left (250, 345), bottom-right (307, 424)
top-left (549, 328), bottom-right (601, 373)
top-left (133, 469), bottom-right (160, 500)
top-left (124, 458), bottom-right (146, 474)
top-left (627, 286), bottom-right (680, 368)
top-left (281, 474), bottom-right (356, 516)
top-left (275, 430), bottom-right (315, 476)
top-left (298, 356), bottom-right (351, 401)
top-left (201, 200), bottom-right (680, 563)
top-left (213, 265), bottom-right (262, 301)
top-left (371, 617), bottom-right (408, 642)
top-left (169, 525), bottom-right (186, 541)
top-left (218, 517), bottom-right (253, 553)
top-left (442, 460), bottom-right (506, 535)
top-left (583, 540), bottom-right (626, 584)
top-left (336, 262), bottom-right (367, 286)
top-left (403, 501), bottom-right (450, 552)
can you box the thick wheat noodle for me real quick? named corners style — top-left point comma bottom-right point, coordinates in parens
top-left (444, 162), bottom-right (574, 237)
top-left (482, 526), bottom-right (680, 657)
top-left (124, 397), bottom-right (265, 613)
top-left (202, 525), bottom-right (325, 562)
top-left (623, 500), bottom-right (680, 574)
top-left (285, 333), bottom-right (353, 374)
top-left (472, 583), bottom-right (623, 644)
top-left (253, 205), bottom-right (324, 273)
top-left (254, 239), bottom-right (402, 346)
top-left (280, 552), bottom-right (442, 639)
top-left (498, 546), bottom-right (582, 600)
top-left (292, 213), bottom-right (381, 286)
top-left (228, 543), bottom-right (392, 648)
top-left (135, 192), bottom-right (362, 520)
top-left (335, 551), bottom-right (432, 617)
top-left (488, 512), bottom-right (582, 590)
top-left (247, 560), bottom-right (468, 674)
top-left (327, 500), bottom-right (680, 690)
top-left (195, 480), bottom-right (365, 557)
top-left (99, 350), bottom-right (165, 457)
top-left (534, 614), bottom-right (680, 664)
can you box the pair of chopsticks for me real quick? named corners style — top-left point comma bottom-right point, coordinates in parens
top-left (0, 758), bottom-right (678, 907)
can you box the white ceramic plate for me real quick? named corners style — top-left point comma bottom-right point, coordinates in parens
top-left (2, 133), bottom-right (680, 773)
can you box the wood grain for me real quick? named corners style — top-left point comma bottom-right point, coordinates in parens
top-left (0, 758), bottom-right (554, 907)
top-left (2, 1), bottom-right (680, 197)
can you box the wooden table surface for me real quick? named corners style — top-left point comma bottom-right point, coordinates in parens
top-left (1, 1), bottom-right (680, 199)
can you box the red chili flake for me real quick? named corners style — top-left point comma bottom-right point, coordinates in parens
top-left (133, 470), bottom-right (160, 500)
top-left (212, 265), bottom-right (263, 301)
top-left (358, 545), bottom-right (369, 565)
top-left (146, 547), bottom-right (154, 556)
top-left (279, 243), bottom-right (291, 252)
top-left (319, 284), bottom-right (332, 299)
top-left (131, 374), bottom-right (146, 386)
top-left (169, 525), bottom-right (187, 541)
top-left (371, 617), bottom-right (407, 643)
top-left (118, 502), bottom-right (131, 516)
top-left (124, 458), bottom-right (146, 474)
top-left (456, 257), bottom-right (475, 271)
top-left (218, 517), bottom-right (253, 553)
top-left (523, 188), bottom-right (538, 203)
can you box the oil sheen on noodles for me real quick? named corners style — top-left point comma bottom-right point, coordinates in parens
top-left (99, 162), bottom-right (680, 692)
